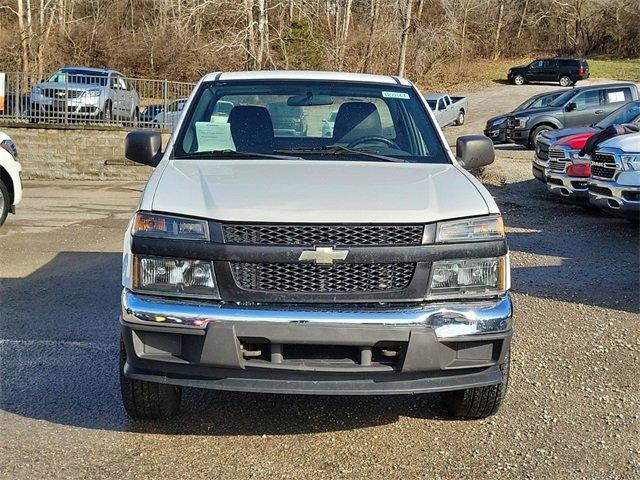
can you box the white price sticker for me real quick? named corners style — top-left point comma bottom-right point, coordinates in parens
top-left (382, 91), bottom-right (410, 99)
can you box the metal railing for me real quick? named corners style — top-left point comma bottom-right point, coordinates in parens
top-left (0, 71), bottom-right (195, 130)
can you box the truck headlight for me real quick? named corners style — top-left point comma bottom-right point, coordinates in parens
top-left (0, 139), bottom-right (18, 159)
top-left (132, 212), bottom-right (209, 241)
top-left (435, 215), bottom-right (504, 243)
top-left (514, 117), bottom-right (529, 128)
top-left (133, 255), bottom-right (220, 298)
top-left (621, 154), bottom-right (640, 171)
top-left (427, 256), bottom-right (506, 299)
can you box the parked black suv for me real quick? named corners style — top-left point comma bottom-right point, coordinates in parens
top-left (506, 83), bottom-right (639, 148)
top-left (508, 58), bottom-right (589, 87)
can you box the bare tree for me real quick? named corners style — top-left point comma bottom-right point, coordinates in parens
top-left (363, 0), bottom-right (380, 73)
top-left (398, 0), bottom-right (412, 77)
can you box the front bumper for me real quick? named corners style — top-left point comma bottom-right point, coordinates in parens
top-left (30, 97), bottom-right (102, 117)
top-left (484, 127), bottom-right (507, 144)
top-left (121, 290), bottom-right (513, 395)
top-left (589, 176), bottom-right (640, 217)
top-left (545, 170), bottom-right (589, 199)
top-left (507, 127), bottom-right (530, 145)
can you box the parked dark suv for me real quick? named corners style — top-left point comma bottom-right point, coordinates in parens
top-left (508, 58), bottom-right (589, 87)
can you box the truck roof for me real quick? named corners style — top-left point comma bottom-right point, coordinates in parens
top-left (424, 93), bottom-right (449, 100)
top-left (201, 70), bottom-right (412, 86)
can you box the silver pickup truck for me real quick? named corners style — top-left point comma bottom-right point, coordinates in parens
top-left (425, 93), bottom-right (468, 127)
top-left (30, 67), bottom-right (140, 122)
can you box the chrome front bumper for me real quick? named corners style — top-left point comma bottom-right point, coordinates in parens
top-left (122, 289), bottom-right (513, 340)
top-left (120, 290), bottom-right (513, 394)
top-left (545, 169), bottom-right (589, 198)
top-left (589, 177), bottom-right (640, 216)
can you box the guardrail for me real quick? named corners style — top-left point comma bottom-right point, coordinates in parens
top-left (0, 71), bottom-right (195, 130)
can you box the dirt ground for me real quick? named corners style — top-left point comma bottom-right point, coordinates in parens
top-left (1, 78), bottom-right (639, 479)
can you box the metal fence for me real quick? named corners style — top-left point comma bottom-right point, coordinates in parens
top-left (0, 71), bottom-right (195, 130)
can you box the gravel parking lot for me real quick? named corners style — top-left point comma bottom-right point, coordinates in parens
top-left (1, 79), bottom-right (639, 479)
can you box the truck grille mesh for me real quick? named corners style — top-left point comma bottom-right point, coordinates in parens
top-left (42, 88), bottom-right (83, 99)
top-left (590, 152), bottom-right (617, 179)
top-left (222, 224), bottom-right (424, 246)
top-left (231, 262), bottom-right (416, 293)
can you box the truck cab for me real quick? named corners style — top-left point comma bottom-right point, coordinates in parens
top-left (120, 71), bottom-right (510, 420)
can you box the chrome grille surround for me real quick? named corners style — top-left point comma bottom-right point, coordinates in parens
top-left (590, 152), bottom-right (618, 180)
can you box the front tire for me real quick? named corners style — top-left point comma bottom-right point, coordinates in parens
top-left (120, 339), bottom-right (182, 419)
top-left (513, 74), bottom-right (525, 86)
top-left (441, 354), bottom-right (510, 419)
top-left (0, 179), bottom-right (10, 227)
top-left (559, 75), bottom-right (572, 87)
top-left (529, 125), bottom-right (552, 149)
top-left (454, 109), bottom-right (465, 126)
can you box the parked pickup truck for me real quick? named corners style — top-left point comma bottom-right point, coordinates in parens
top-left (507, 82), bottom-right (639, 149)
top-left (30, 67), bottom-right (140, 122)
top-left (588, 133), bottom-right (640, 218)
top-left (0, 132), bottom-right (22, 227)
top-left (425, 93), bottom-right (468, 127)
top-left (120, 71), bottom-right (510, 421)
top-left (533, 100), bottom-right (640, 182)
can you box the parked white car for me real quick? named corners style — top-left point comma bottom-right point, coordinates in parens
top-left (0, 132), bottom-right (22, 226)
top-left (588, 132), bottom-right (640, 218)
top-left (153, 98), bottom-right (187, 129)
top-left (120, 70), bottom-right (507, 421)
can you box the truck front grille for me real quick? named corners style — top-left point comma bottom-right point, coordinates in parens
top-left (590, 152), bottom-right (618, 179)
top-left (42, 88), bottom-right (84, 99)
top-left (548, 148), bottom-right (568, 171)
top-left (222, 224), bottom-right (424, 246)
top-left (231, 262), bottom-right (415, 293)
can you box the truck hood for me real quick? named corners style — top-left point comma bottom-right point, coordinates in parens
top-left (541, 126), bottom-right (599, 144)
top-left (599, 132), bottom-right (640, 152)
top-left (150, 159), bottom-right (490, 223)
top-left (34, 81), bottom-right (102, 91)
top-left (512, 106), bottom-right (560, 118)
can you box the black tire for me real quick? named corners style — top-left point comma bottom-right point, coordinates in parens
top-left (513, 74), bottom-right (525, 86)
top-left (454, 109), bottom-right (465, 126)
top-left (119, 339), bottom-right (182, 419)
top-left (528, 125), bottom-right (553, 149)
top-left (559, 75), bottom-right (572, 87)
top-left (441, 354), bottom-right (510, 419)
top-left (0, 178), bottom-right (10, 227)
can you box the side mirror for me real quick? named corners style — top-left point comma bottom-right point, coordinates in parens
top-left (565, 102), bottom-right (577, 112)
top-left (125, 130), bottom-right (162, 167)
top-left (456, 135), bottom-right (495, 170)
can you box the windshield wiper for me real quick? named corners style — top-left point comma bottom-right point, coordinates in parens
top-left (173, 150), bottom-right (303, 161)
top-left (275, 145), bottom-right (404, 163)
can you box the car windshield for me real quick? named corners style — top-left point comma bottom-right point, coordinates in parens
top-left (47, 69), bottom-right (109, 86)
top-left (596, 101), bottom-right (640, 128)
top-left (174, 80), bottom-right (448, 163)
top-left (515, 92), bottom-right (562, 111)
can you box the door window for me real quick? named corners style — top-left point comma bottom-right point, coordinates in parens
top-left (572, 90), bottom-right (601, 111)
top-left (604, 88), bottom-right (632, 105)
top-left (530, 60), bottom-right (543, 69)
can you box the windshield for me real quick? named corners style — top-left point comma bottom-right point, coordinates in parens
top-left (597, 101), bottom-right (640, 128)
top-left (515, 92), bottom-right (562, 112)
top-left (47, 68), bottom-right (109, 86)
top-left (174, 81), bottom-right (448, 163)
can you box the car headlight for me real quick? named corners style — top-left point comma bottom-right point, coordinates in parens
top-left (132, 212), bottom-right (210, 241)
top-left (0, 139), bottom-right (18, 159)
top-left (427, 256), bottom-right (507, 299)
top-left (33, 86), bottom-right (42, 95)
top-left (84, 88), bottom-right (102, 97)
top-left (133, 255), bottom-right (220, 298)
top-left (621, 154), bottom-right (640, 171)
top-left (514, 117), bottom-right (529, 128)
top-left (435, 215), bottom-right (505, 243)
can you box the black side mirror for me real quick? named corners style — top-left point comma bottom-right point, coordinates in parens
top-left (456, 135), bottom-right (495, 170)
top-left (565, 102), bottom-right (577, 112)
top-left (125, 130), bottom-right (162, 167)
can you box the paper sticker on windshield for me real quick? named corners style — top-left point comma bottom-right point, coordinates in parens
top-left (382, 91), bottom-right (410, 99)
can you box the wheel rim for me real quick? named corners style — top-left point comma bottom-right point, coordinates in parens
top-left (0, 188), bottom-right (4, 216)
top-left (458, 113), bottom-right (464, 123)
top-left (535, 129), bottom-right (549, 142)
top-left (515, 75), bottom-right (524, 85)
top-left (560, 77), bottom-right (570, 86)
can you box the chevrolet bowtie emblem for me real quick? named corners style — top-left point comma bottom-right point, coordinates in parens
top-left (299, 246), bottom-right (349, 265)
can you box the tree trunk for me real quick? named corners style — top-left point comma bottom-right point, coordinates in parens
top-left (516, 0), bottom-right (528, 39)
top-left (363, 0), bottom-right (380, 73)
top-left (493, 0), bottom-right (504, 60)
top-left (245, 0), bottom-right (256, 69)
top-left (397, 0), bottom-right (412, 77)
top-left (256, 0), bottom-right (267, 69)
top-left (458, 1), bottom-right (469, 73)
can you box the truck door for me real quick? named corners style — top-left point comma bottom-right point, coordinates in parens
top-left (563, 89), bottom-right (603, 127)
top-left (602, 86), bottom-right (633, 116)
top-left (436, 98), bottom-right (446, 126)
top-left (541, 60), bottom-right (558, 82)
top-left (527, 60), bottom-right (545, 82)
